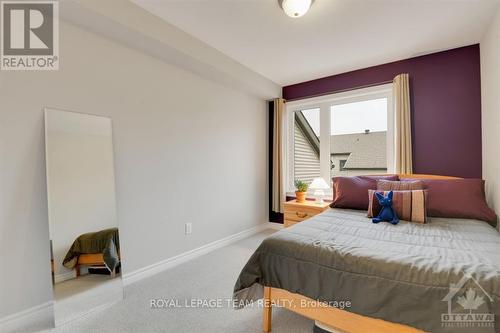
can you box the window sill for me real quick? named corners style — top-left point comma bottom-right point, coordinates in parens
top-left (286, 191), bottom-right (333, 202)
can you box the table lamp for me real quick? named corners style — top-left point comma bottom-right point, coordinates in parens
top-left (309, 177), bottom-right (330, 204)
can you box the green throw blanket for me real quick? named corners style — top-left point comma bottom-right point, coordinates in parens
top-left (63, 227), bottom-right (120, 271)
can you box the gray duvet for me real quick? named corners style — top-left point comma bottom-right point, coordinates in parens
top-left (233, 208), bottom-right (500, 332)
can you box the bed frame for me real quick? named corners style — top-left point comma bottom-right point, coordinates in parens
top-left (75, 253), bottom-right (118, 278)
top-left (262, 174), bottom-right (460, 333)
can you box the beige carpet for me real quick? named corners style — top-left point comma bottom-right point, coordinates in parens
top-left (46, 229), bottom-right (312, 333)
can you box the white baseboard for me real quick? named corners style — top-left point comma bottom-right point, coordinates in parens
top-left (0, 301), bottom-right (53, 333)
top-left (267, 221), bottom-right (284, 230)
top-left (0, 222), bottom-right (276, 331)
top-left (54, 270), bottom-right (76, 284)
top-left (122, 222), bottom-right (271, 286)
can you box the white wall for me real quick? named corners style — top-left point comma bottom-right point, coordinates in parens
top-left (481, 7), bottom-right (500, 229)
top-left (0, 19), bottom-right (274, 321)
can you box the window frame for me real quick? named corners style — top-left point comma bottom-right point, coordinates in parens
top-left (339, 159), bottom-right (347, 171)
top-left (285, 83), bottom-right (394, 194)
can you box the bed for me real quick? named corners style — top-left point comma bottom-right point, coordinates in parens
top-left (62, 227), bottom-right (120, 277)
top-left (233, 176), bottom-right (500, 333)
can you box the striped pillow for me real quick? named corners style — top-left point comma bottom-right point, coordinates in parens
top-left (368, 190), bottom-right (428, 223)
top-left (377, 180), bottom-right (425, 191)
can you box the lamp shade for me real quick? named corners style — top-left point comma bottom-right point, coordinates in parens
top-left (282, 0), bottom-right (312, 18)
top-left (309, 177), bottom-right (329, 190)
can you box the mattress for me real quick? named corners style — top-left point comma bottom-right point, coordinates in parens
top-left (233, 208), bottom-right (500, 333)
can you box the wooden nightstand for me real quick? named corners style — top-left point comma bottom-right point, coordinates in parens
top-left (283, 200), bottom-right (330, 227)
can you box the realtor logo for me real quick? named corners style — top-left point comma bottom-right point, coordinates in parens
top-left (1, 0), bottom-right (58, 70)
top-left (441, 273), bottom-right (495, 329)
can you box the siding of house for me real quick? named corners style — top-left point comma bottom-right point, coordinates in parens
top-left (294, 122), bottom-right (320, 183)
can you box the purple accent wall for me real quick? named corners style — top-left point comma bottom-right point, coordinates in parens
top-left (283, 45), bottom-right (482, 178)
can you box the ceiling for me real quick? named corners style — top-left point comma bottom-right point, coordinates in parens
top-left (132, 0), bottom-right (500, 86)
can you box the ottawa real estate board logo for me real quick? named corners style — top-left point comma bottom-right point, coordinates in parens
top-left (1, 0), bottom-right (59, 70)
top-left (441, 273), bottom-right (495, 329)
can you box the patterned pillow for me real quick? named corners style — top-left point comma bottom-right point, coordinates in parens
top-left (368, 190), bottom-right (428, 223)
top-left (377, 180), bottom-right (425, 191)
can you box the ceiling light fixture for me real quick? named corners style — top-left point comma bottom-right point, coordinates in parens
top-left (280, 0), bottom-right (313, 18)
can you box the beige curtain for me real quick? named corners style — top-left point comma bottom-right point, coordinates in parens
top-left (393, 74), bottom-right (413, 174)
top-left (272, 98), bottom-right (286, 214)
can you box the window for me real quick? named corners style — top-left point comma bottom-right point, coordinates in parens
top-left (339, 159), bottom-right (347, 171)
top-left (286, 84), bottom-right (394, 193)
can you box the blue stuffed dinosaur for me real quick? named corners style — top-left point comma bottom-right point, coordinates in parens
top-left (372, 191), bottom-right (399, 225)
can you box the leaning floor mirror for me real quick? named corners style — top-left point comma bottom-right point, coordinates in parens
top-left (44, 108), bottom-right (123, 326)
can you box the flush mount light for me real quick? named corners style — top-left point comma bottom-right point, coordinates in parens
top-left (280, 0), bottom-right (313, 18)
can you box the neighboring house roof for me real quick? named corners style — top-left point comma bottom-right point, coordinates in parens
top-left (294, 113), bottom-right (387, 171)
top-left (331, 131), bottom-right (387, 169)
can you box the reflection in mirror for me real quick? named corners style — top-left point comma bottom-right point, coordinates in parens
top-left (44, 108), bottom-right (123, 326)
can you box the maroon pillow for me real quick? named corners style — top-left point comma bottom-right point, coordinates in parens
top-left (401, 178), bottom-right (497, 225)
top-left (331, 175), bottom-right (399, 210)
